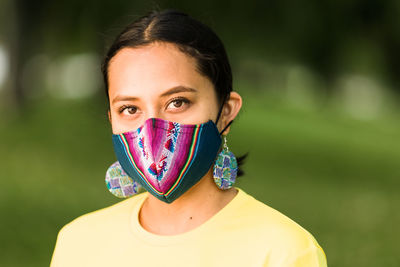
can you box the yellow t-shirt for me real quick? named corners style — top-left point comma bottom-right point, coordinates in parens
top-left (51, 188), bottom-right (327, 267)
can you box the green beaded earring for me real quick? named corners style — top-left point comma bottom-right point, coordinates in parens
top-left (105, 161), bottom-right (142, 198)
top-left (213, 135), bottom-right (238, 189)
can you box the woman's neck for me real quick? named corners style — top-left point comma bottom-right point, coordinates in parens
top-left (138, 168), bottom-right (238, 235)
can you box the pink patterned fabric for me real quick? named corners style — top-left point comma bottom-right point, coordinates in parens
top-left (121, 118), bottom-right (198, 194)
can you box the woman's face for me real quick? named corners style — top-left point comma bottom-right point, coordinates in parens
top-left (108, 42), bottom-right (221, 134)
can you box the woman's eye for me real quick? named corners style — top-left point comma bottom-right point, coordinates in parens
top-left (172, 99), bottom-right (184, 108)
top-left (167, 98), bottom-right (189, 110)
top-left (120, 105), bottom-right (138, 115)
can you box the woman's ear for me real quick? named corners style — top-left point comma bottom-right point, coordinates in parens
top-left (108, 110), bottom-right (112, 123)
top-left (219, 91), bottom-right (242, 135)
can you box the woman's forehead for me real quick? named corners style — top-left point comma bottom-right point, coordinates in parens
top-left (109, 43), bottom-right (197, 76)
top-left (108, 43), bottom-right (214, 100)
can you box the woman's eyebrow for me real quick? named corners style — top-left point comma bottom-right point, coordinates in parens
top-left (112, 95), bottom-right (138, 104)
top-left (160, 86), bottom-right (197, 97)
top-left (112, 86), bottom-right (197, 104)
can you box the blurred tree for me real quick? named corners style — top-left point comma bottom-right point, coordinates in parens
top-left (1, 0), bottom-right (400, 108)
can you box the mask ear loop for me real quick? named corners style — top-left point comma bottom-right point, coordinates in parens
top-left (219, 120), bottom-right (233, 136)
top-left (214, 96), bottom-right (233, 136)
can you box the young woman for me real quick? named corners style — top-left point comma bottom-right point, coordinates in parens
top-left (51, 9), bottom-right (327, 267)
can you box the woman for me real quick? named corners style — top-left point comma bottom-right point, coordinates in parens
top-left (51, 9), bottom-right (327, 267)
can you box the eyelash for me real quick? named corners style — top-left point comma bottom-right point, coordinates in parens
top-left (117, 97), bottom-right (191, 115)
top-left (118, 105), bottom-right (137, 114)
top-left (167, 97), bottom-right (191, 109)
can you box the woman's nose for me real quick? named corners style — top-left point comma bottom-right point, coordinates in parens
top-left (141, 106), bottom-right (163, 124)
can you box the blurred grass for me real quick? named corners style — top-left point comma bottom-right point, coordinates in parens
top-left (0, 92), bottom-right (399, 266)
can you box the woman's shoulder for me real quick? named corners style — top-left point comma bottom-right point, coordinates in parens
top-left (51, 193), bottom-right (148, 266)
top-left (233, 188), bottom-right (324, 253)
top-left (58, 192), bottom-right (147, 235)
top-left (226, 188), bottom-right (327, 265)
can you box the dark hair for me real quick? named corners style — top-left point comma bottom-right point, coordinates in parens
top-left (101, 9), bottom-right (246, 176)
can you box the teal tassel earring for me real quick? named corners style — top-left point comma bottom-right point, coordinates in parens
top-left (105, 161), bottom-right (142, 198)
top-left (213, 135), bottom-right (238, 190)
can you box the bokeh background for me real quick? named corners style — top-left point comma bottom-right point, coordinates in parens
top-left (1, 0), bottom-right (399, 266)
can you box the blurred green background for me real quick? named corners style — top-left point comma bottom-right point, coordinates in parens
top-left (1, 0), bottom-right (399, 266)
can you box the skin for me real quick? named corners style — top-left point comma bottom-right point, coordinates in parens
top-left (107, 42), bottom-right (242, 235)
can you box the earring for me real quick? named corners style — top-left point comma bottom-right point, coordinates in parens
top-left (105, 161), bottom-right (142, 198)
top-left (213, 135), bottom-right (238, 190)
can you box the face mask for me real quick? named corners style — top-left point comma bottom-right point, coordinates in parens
top-left (111, 117), bottom-right (224, 203)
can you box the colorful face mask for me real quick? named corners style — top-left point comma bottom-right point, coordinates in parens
top-left (112, 118), bottom-right (222, 203)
